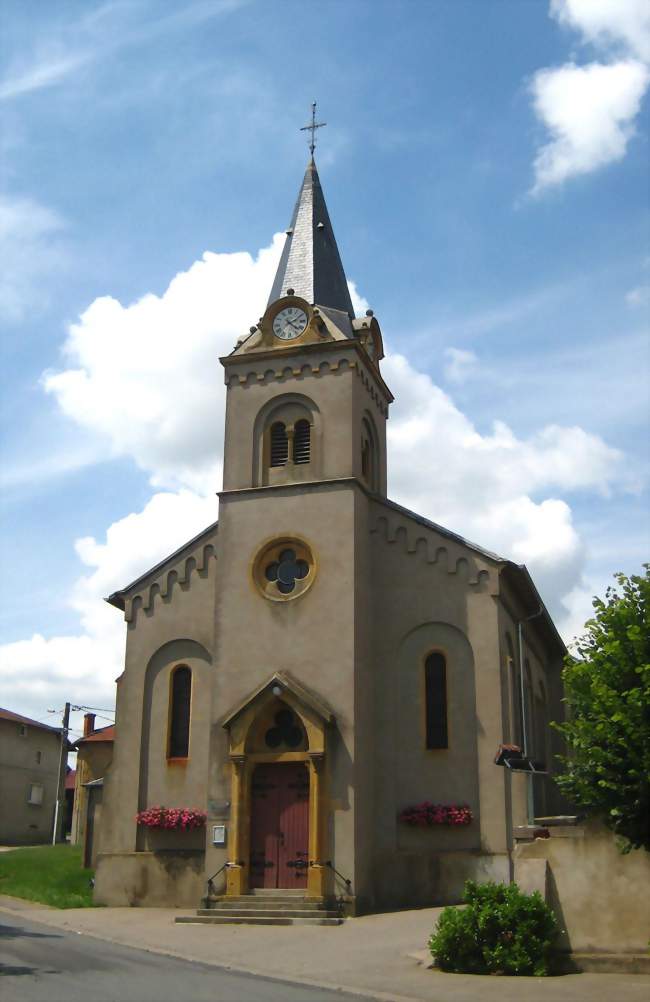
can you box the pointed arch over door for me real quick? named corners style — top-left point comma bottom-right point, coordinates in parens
top-left (220, 671), bottom-right (333, 899)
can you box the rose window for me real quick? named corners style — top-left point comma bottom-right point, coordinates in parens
top-left (253, 538), bottom-right (314, 602)
top-left (265, 549), bottom-right (309, 594)
top-left (265, 708), bottom-right (304, 749)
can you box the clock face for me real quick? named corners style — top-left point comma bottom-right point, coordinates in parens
top-left (273, 306), bottom-right (308, 340)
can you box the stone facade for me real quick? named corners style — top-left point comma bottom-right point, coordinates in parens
top-left (0, 709), bottom-right (63, 845)
top-left (94, 160), bottom-right (567, 911)
top-left (71, 714), bottom-right (114, 867)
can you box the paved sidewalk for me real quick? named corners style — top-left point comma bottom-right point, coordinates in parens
top-left (1, 896), bottom-right (648, 1002)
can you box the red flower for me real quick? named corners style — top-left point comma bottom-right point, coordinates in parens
top-left (135, 806), bottom-right (207, 830)
top-left (398, 802), bottom-right (473, 827)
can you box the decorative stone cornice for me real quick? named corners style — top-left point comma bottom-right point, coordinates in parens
top-left (221, 339), bottom-right (393, 409)
top-left (224, 354), bottom-right (390, 416)
top-left (121, 542), bottom-right (216, 624)
top-left (370, 513), bottom-right (494, 592)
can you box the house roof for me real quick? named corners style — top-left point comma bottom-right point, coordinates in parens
top-left (106, 519), bottom-right (218, 610)
top-left (74, 724), bottom-right (115, 747)
top-left (65, 769), bottom-right (76, 790)
top-left (0, 707), bottom-right (61, 734)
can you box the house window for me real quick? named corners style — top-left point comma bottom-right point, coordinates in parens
top-left (19, 724), bottom-right (27, 737)
top-left (27, 784), bottom-right (44, 806)
top-left (270, 422), bottom-right (289, 467)
top-left (425, 652), bottom-right (448, 749)
top-left (293, 419), bottom-right (311, 464)
top-left (36, 751), bottom-right (42, 764)
top-left (168, 666), bottom-right (191, 759)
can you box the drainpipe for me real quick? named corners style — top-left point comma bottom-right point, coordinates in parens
top-left (518, 608), bottom-right (543, 824)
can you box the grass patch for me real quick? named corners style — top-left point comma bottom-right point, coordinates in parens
top-left (0, 844), bottom-right (96, 908)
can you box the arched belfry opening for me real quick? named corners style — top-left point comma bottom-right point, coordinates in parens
top-left (252, 394), bottom-right (321, 487)
top-left (220, 672), bottom-right (334, 899)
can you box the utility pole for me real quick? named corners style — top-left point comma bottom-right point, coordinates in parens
top-left (52, 702), bottom-right (70, 845)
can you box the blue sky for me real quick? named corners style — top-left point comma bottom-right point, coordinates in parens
top-left (1, 0), bottom-right (648, 737)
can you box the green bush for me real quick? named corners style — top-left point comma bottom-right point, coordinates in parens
top-left (429, 880), bottom-right (558, 976)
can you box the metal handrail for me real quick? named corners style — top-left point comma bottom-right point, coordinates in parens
top-left (205, 861), bottom-right (242, 902)
top-left (325, 860), bottom-right (352, 894)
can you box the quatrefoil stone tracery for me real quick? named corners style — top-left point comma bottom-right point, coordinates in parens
top-left (265, 549), bottom-right (309, 594)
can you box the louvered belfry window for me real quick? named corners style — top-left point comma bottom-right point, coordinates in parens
top-left (425, 652), bottom-right (448, 749)
top-left (293, 419), bottom-right (311, 464)
top-left (169, 666), bottom-right (191, 758)
top-left (270, 422), bottom-right (289, 466)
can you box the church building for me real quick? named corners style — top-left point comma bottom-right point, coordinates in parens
top-left (94, 153), bottom-right (567, 916)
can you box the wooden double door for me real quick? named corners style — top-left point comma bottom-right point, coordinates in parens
top-left (249, 762), bottom-right (310, 889)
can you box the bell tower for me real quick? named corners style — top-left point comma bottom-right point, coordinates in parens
top-left (220, 156), bottom-right (393, 497)
top-left (213, 148), bottom-right (393, 901)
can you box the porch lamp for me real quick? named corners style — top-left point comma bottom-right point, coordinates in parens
top-left (272, 684), bottom-right (283, 696)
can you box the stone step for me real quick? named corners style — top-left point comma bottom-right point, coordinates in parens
top-left (205, 898), bottom-right (328, 911)
top-left (176, 914), bottom-right (343, 927)
top-left (197, 908), bottom-right (341, 919)
top-left (249, 888), bottom-right (307, 896)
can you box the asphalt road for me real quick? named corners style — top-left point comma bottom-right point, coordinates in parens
top-left (0, 912), bottom-right (378, 1002)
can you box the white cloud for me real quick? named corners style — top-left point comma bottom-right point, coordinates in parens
top-left (384, 352), bottom-right (621, 613)
top-left (444, 347), bottom-right (478, 384)
top-left (529, 1), bottom-right (650, 193)
top-left (5, 241), bottom-right (627, 719)
top-left (0, 53), bottom-right (89, 101)
top-left (530, 60), bottom-right (649, 193)
top-left (625, 284), bottom-right (650, 307)
top-left (0, 490), bottom-right (216, 728)
top-left (0, 195), bottom-right (67, 322)
top-left (551, 0), bottom-right (650, 62)
top-left (44, 237), bottom-right (284, 492)
top-left (348, 280), bottom-right (370, 317)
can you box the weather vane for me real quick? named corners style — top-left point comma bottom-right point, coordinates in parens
top-left (300, 101), bottom-right (326, 157)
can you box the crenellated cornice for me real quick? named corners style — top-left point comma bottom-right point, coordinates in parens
top-left (370, 512), bottom-right (495, 592)
top-left (223, 352), bottom-right (390, 416)
top-left (122, 542), bottom-right (216, 624)
top-left (106, 523), bottom-right (218, 624)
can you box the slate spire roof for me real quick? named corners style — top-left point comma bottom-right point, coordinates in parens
top-left (267, 158), bottom-right (355, 318)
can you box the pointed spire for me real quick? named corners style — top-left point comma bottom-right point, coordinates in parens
top-left (267, 159), bottom-right (355, 318)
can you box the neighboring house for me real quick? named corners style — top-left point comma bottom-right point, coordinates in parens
top-left (71, 714), bottom-right (114, 868)
top-left (94, 157), bottom-right (568, 912)
top-left (0, 708), bottom-right (65, 845)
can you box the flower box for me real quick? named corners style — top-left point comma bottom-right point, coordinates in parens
top-left (399, 802), bottom-right (472, 827)
top-left (135, 806), bottom-right (207, 831)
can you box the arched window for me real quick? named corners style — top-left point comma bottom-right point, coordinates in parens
top-left (270, 422), bottom-right (288, 467)
top-left (506, 634), bottom-right (522, 746)
top-left (361, 417), bottom-right (377, 490)
top-left (168, 666), bottom-right (191, 759)
top-left (425, 652), bottom-right (448, 749)
top-left (524, 660), bottom-right (534, 755)
top-left (293, 419), bottom-right (311, 464)
top-left (535, 680), bottom-right (548, 768)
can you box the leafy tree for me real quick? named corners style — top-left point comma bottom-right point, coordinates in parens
top-left (555, 567), bottom-right (649, 851)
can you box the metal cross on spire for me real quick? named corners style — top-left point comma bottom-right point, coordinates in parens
top-left (300, 101), bottom-right (326, 157)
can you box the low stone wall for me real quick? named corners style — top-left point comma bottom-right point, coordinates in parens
top-left (514, 820), bottom-right (650, 954)
top-left (372, 849), bottom-right (510, 910)
top-left (94, 850), bottom-right (204, 907)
